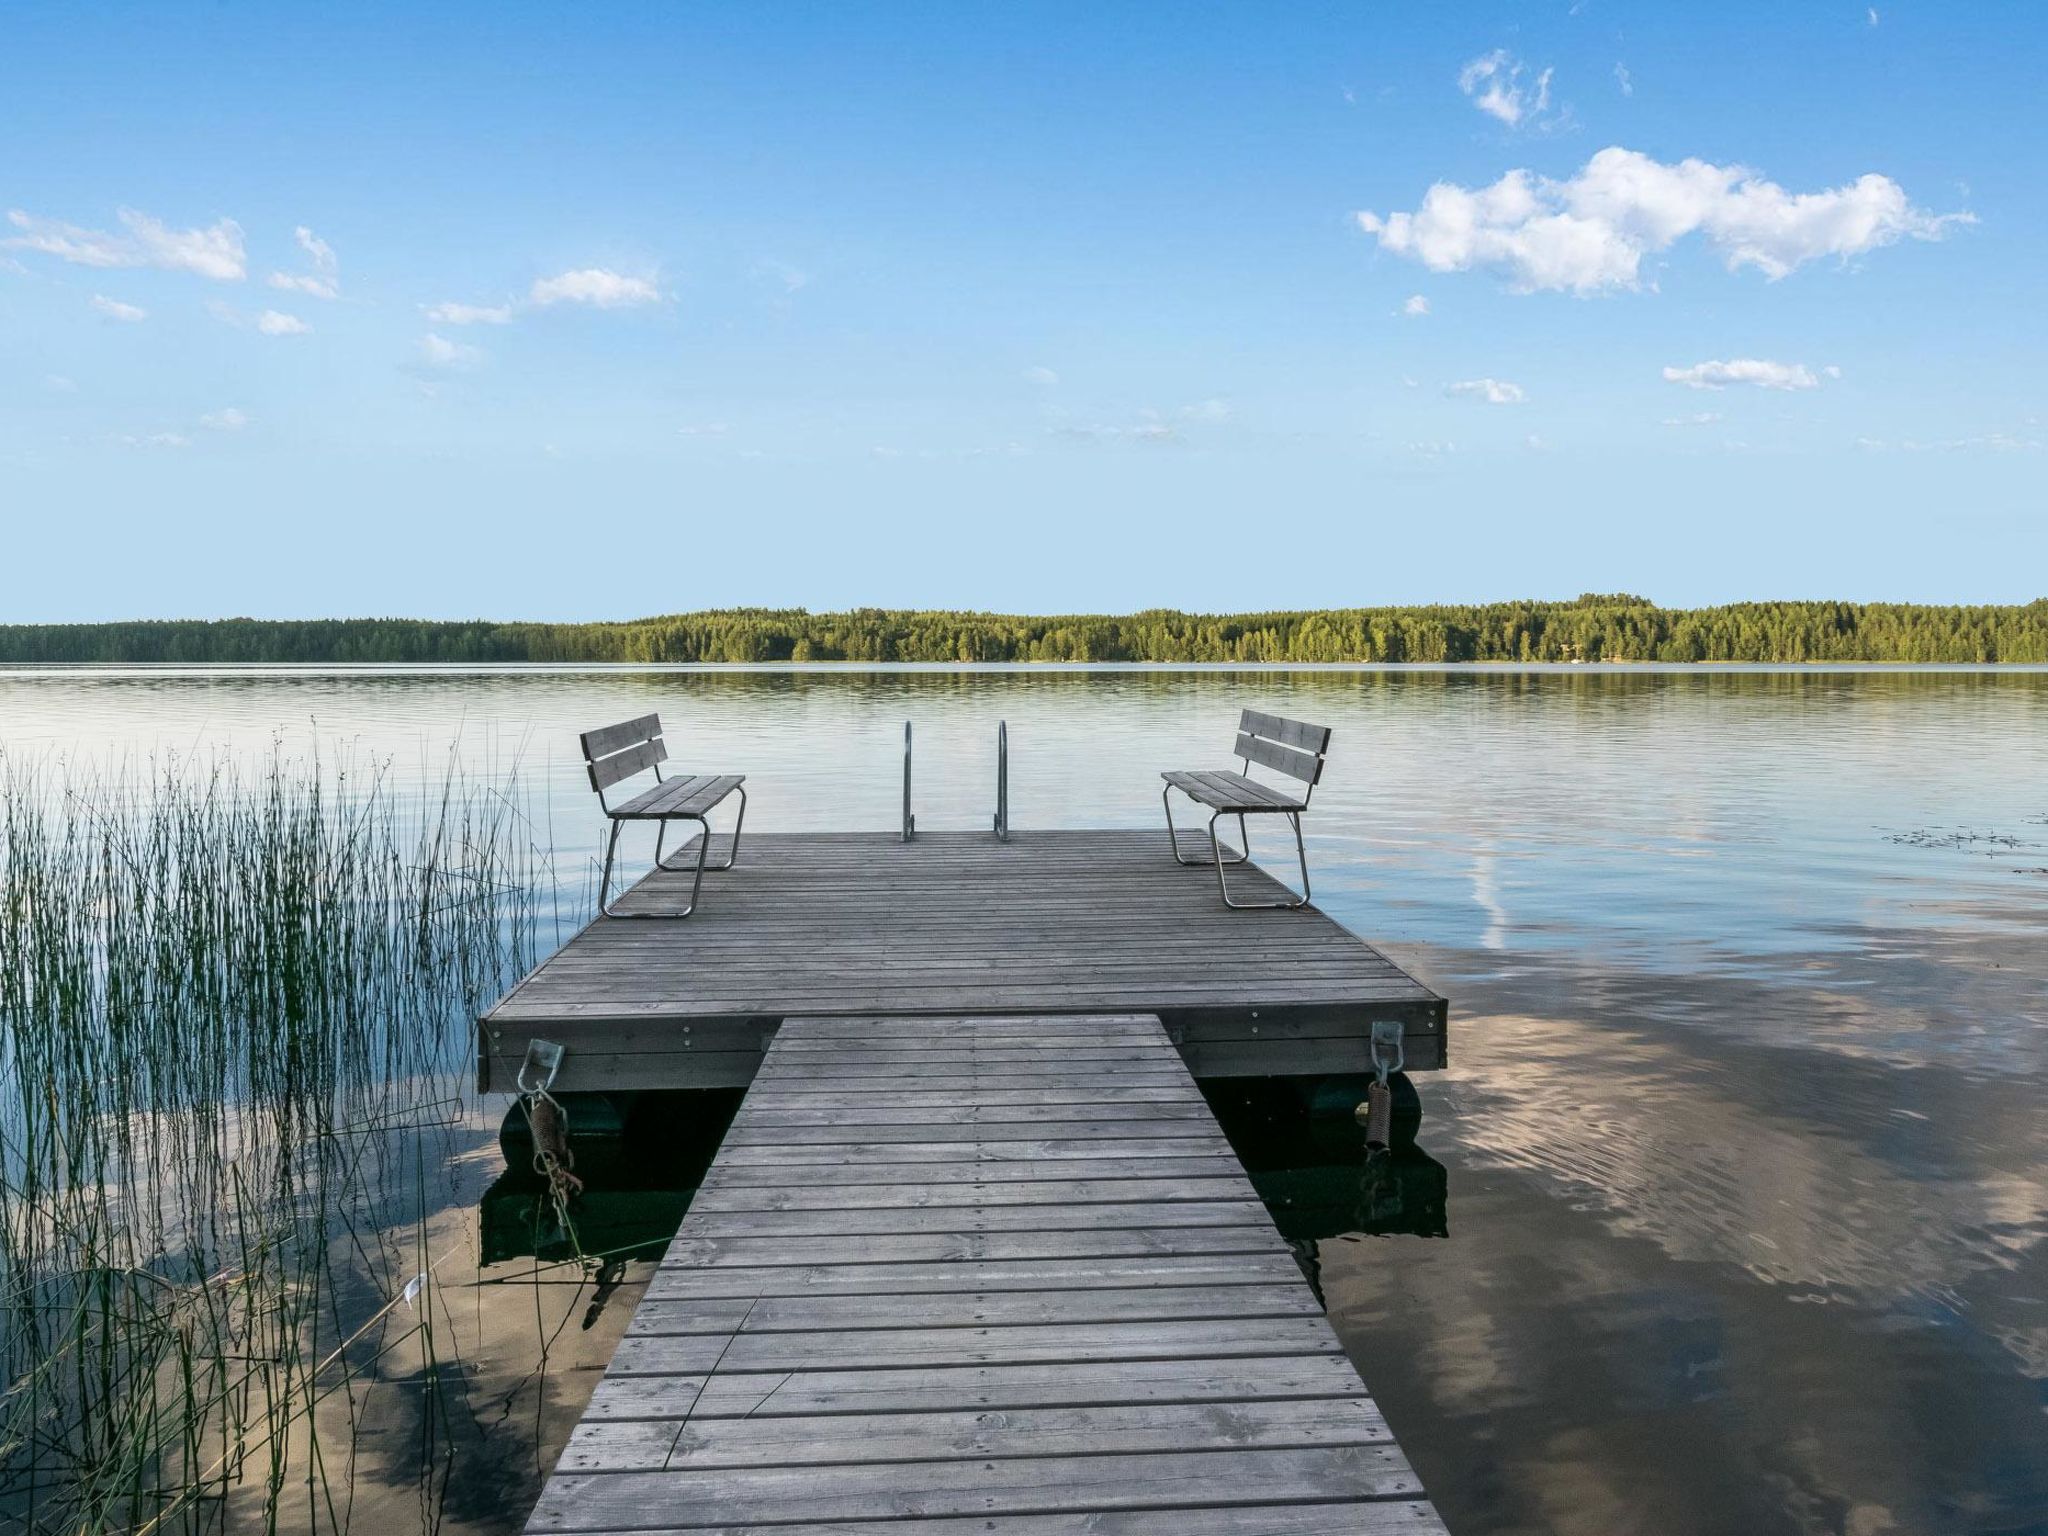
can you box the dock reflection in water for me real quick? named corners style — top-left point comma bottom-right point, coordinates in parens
top-left (479, 1075), bottom-right (1451, 1315)
top-left (1201, 1074), bottom-right (1451, 1299)
top-left (481, 1088), bottom-right (741, 1274)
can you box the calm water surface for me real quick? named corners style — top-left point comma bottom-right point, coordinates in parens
top-left (3, 665), bottom-right (2044, 1536)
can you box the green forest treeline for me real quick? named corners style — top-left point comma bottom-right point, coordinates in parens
top-left (5, 597), bottom-right (2047, 665)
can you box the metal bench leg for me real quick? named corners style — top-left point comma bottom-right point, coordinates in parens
top-left (598, 818), bottom-right (632, 918)
top-left (605, 814), bottom-right (719, 920)
top-left (670, 814), bottom-right (712, 916)
top-left (655, 790), bottom-right (745, 875)
top-left (1164, 785), bottom-right (1246, 866)
top-left (704, 786), bottom-right (745, 871)
top-left (1210, 809), bottom-right (1312, 911)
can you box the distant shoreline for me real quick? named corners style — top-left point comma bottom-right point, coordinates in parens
top-left (3, 599), bottom-right (2045, 666)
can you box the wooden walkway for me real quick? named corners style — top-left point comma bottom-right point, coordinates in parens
top-left (482, 830), bottom-right (1447, 1094)
top-left (526, 1013), bottom-right (1448, 1535)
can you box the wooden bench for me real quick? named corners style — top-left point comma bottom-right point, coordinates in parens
top-left (1161, 708), bottom-right (1330, 909)
top-left (581, 714), bottom-right (747, 919)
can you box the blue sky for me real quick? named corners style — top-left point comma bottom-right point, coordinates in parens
top-left (2, 1), bottom-right (2042, 621)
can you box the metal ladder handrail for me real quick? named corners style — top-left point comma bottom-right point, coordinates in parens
top-left (993, 720), bottom-right (1009, 842)
top-left (901, 720), bottom-right (915, 841)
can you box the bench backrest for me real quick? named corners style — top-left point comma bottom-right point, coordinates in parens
top-left (1235, 708), bottom-right (1331, 787)
top-left (581, 713), bottom-right (666, 794)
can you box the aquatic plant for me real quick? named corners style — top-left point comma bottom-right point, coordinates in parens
top-left (0, 746), bottom-right (538, 1534)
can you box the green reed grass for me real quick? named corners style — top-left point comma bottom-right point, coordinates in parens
top-left (0, 746), bottom-right (538, 1534)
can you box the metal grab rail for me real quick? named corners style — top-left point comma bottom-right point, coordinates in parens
top-left (901, 721), bottom-right (915, 842)
top-left (993, 720), bottom-right (1009, 842)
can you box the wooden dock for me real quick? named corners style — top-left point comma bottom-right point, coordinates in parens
top-left (481, 829), bottom-right (1447, 1094)
top-left (525, 1012), bottom-right (1449, 1534)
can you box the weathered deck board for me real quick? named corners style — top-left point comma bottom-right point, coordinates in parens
top-left (525, 1013), bottom-right (1447, 1536)
top-left (480, 829), bottom-right (1447, 1093)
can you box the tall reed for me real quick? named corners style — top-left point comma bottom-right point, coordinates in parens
top-left (0, 745), bottom-right (538, 1534)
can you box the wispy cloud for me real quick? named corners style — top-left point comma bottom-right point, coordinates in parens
top-left (1053, 422), bottom-right (1180, 446)
top-left (200, 407), bottom-right (250, 431)
top-left (1357, 147), bottom-right (1971, 294)
top-left (269, 225), bottom-right (339, 298)
top-left (257, 309), bottom-right (310, 337)
top-left (757, 258), bottom-right (810, 294)
top-left (1401, 294), bottom-right (1430, 317)
top-left (677, 422), bottom-right (730, 438)
top-left (1458, 50), bottom-right (1555, 129)
top-left (1446, 377), bottom-right (1525, 404)
top-left (529, 268), bottom-right (661, 308)
top-left (90, 294), bottom-right (147, 322)
top-left (1661, 411), bottom-right (1726, 426)
top-left (1023, 366), bottom-right (1060, 385)
top-left (418, 332), bottom-right (480, 368)
top-left (1859, 431), bottom-right (2040, 453)
top-left (1614, 62), bottom-right (1633, 97)
top-left (5, 207), bottom-right (245, 280)
top-left (119, 431), bottom-right (191, 449)
top-left (1663, 358), bottom-right (1819, 390)
top-left (425, 300), bottom-right (515, 326)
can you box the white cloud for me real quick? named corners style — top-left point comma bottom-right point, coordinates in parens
top-left (425, 300), bottom-right (515, 325)
top-left (1023, 366), bottom-right (1060, 385)
top-left (1874, 433), bottom-right (2040, 454)
top-left (418, 332), bottom-right (480, 368)
top-left (295, 226), bottom-right (334, 271)
top-left (5, 207), bottom-right (245, 280)
top-left (1409, 439), bottom-right (1455, 458)
top-left (1446, 377), bottom-right (1526, 404)
top-left (256, 309), bottom-right (310, 337)
top-left (90, 294), bottom-right (147, 322)
top-left (269, 271), bottom-right (336, 299)
top-left (1661, 411), bottom-right (1726, 426)
top-left (1355, 146), bottom-right (1971, 294)
top-left (1614, 62), bottom-right (1633, 97)
top-left (1662, 358), bottom-right (1819, 390)
top-left (200, 407), bottom-right (250, 431)
top-left (529, 268), bottom-right (660, 308)
top-left (1868, 7), bottom-right (1879, 24)
top-left (120, 431), bottom-right (190, 449)
top-left (1401, 294), bottom-right (1430, 317)
top-left (268, 226), bottom-right (339, 299)
top-left (1458, 50), bottom-right (1554, 128)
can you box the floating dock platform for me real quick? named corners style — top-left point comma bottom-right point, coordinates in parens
top-left (480, 828), bottom-right (1448, 1094)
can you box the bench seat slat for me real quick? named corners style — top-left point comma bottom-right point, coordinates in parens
top-left (613, 773), bottom-right (746, 820)
top-left (1160, 770), bottom-right (1303, 813)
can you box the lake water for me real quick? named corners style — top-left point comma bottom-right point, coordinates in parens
top-left (3, 664), bottom-right (2045, 1536)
